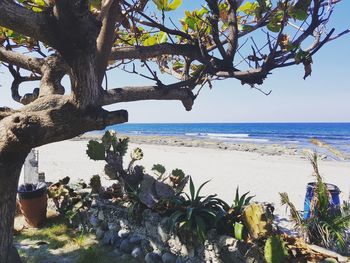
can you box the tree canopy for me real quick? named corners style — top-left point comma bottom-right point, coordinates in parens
top-left (0, 0), bottom-right (348, 262)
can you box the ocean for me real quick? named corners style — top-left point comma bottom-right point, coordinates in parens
top-left (104, 123), bottom-right (350, 155)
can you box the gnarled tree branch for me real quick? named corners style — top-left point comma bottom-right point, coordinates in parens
top-left (101, 85), bottom-right (195, 111)
top-left (0, 47), bottom-right (43, 74)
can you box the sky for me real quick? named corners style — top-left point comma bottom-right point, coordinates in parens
top-left (0, 0), bottom-right (349, 123)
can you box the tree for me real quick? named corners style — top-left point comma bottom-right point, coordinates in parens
top-left (0, 0), bottom-right (347, 261)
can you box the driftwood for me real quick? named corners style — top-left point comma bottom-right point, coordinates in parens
top-left (307, 244), bottom-right (350, 263)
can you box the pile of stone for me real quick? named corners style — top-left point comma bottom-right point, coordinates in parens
top-left (88, 199), bottom-right (255, 263)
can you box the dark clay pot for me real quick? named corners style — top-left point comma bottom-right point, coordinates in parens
top-left (18, 183), bottom-right (47, 227)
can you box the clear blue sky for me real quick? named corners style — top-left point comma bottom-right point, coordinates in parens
top-left (0, 1), bottom-right (349, 123)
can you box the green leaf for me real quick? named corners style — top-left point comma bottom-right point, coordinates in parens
top-left (143, 36), bottom-right (157, 46)
top-left (291, 8), bottom-right (308, 21)
top-left (195, 180), bottom-right (210, 201)
top-left (158, 32), bottom-right (168, 43)
top-left (267, 22), bottom-right (281, 32)
top-left (234, 222), bottom-right (244, 240)
top-left (166, 0), bottom-right (182, 11)
top-left (237, 1), bottom-right (258, 15)
top-left (86, 140), bottom-right (105, 160)
top-left (152, 164), bottom-right (166, 176)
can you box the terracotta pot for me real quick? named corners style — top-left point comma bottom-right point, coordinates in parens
top-left (18, 184), bottom-right (47, 227)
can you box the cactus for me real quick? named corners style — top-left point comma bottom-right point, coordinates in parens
top-left (86, 140), bottom-right (105, 160)
top-left (264, 235), bottom-right (288, 263)
top-left (90, 175), bottom-right (102, 193)
top-left (242, 203), bottom-right (273, 239)
top-left (170, 168), bottom-right (185, 185)
top-left (152, 164), bottom-right (166, 179)
top-left (131, 147), bottom-right (144, 161)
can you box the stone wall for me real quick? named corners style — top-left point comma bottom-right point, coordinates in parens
top-left (88, 199), bottom-right (257, 263)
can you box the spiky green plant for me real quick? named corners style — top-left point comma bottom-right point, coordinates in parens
top-left (232, 187), bottom-right (255, 216)
top-left (280, 153), bottom-right (350, 252)
top-left (264, 235), bottom-right (289, 263)
top-left (169, 177), bottom-right (229, 242)
top-left (217, 187), bottom-right (254, 238)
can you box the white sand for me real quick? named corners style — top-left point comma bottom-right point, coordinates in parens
top-left (31, 140), bottom-right (350, 220)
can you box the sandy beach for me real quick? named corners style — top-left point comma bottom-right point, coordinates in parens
top-left (30, 136), bottom-right (350, 223)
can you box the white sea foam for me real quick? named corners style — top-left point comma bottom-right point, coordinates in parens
top-left (185, 133), bottom-right (250, 138)
top-left (208, 137), bottom-right (269, 143)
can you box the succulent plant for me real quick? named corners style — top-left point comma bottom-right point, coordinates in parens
top-left (86, 131), bottom-right (129, 162)
top-left (242, 203), bottom-right (273, 240)
top-left (86, 140), bottom-right (105, 160)
top-left (89, 175), bottom-right (102, 194)
top-left (264, 235), bottom-right (289, 263)
top-left (170, 168), bottom-right (185, 185)
top-left (131, 147), bottom-right (144, 161)
top-left (152, 164), bottom-right (166, 179)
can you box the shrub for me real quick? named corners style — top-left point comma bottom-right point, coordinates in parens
top-left (169, 177), bottom-right (228, 242)
top-left (280, 153), bottom-right (350, 252)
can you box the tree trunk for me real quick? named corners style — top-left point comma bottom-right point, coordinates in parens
top-left (0, 153), bottom-right (27, 263)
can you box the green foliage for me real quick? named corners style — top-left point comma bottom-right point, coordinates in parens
top-left (217, 187), bottom-right (254, 239)
top-left (152, 0), bottom-right (182, 11)
top-left (233, 187), bottom-right (255, 216)
top-left (264, 235), bottom-right (289, 263)
top-left (86, 140), bottom-right (105, 160)
top-left (169, 177), bottom-right (228, 242)
top-left (152, 163), bottom-right (166, 178)
top-left (89, 175), bottom-right (102, 193)
top-left (170, 168), bottom-right (185, 184)
top-left (86, 131), bottom-right (129, 161)
top-left (127, 185), bottom-right (146, 222)
top-left (47, 178), bottom-right (91, 225)
top-left (280, 153), bottom-right (350, 252)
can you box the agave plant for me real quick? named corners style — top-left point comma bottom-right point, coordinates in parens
top-left (169, 177), bottom-right (229, 242)
top-left (280, 153), bottom-right (350, 252)
top-left (217, 187), bottom-right (254, 239)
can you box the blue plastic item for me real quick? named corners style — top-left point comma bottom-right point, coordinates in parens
top-left (303, 182), bottom-right (341, 220)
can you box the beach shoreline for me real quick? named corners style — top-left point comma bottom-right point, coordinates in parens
top-left (33, 135), bottom-right (350, 222)
top-left (78, 133), bottom-right (337, 161)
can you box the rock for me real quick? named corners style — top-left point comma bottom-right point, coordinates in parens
top-left (101, 230), bottom-right (115, 245)
top-left (218, 235), bottom-right (236, 247)
top-left (89, 215), bottom-right (99, 227)
top-left (175, 257), bottom-right (185, 263)
top-left (158, 218), bottom-right (171, 242)
top-left (141, 239), bottom-right (153, 253)
top-left (91, 199), bottom-right (97, 208)
top-left (157, 225), bottom-right (170, 243)
top-left (108, 223), bottom-right (119, 231)
top-left (131, 246), bottom-right (144, 260)
top-left (168, 235), bottom-right (182, 255)
top-left (145, 252), bottom-right (162, 263)
top-left (155, 180), bottom-right (175, 199)
top-left (99, 221), bottom-right (109, 231)
top-left (120, 239), bottom-right (133, 253)
top-left (139, 175), bottom-right (158, 208)
top-left (98, 210), bottom-right (105, 221)
top-left (95, 227), bottom-right (105, 240)
top-left (121, 253), bottom-right (133, 261)
top-left (118, 229), bottom-right (130, 238)
top-left (162, 252), bottom-right (177, 263)
top-left (113, 248), bottom-right (123, 257)
top-left (130, 234), bottom-right (143, 245)
top-left (111, 233), bottom-right (122, 247)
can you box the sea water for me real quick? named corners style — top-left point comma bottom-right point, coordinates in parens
top-left (104, 123), bottom-right (350, 156)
